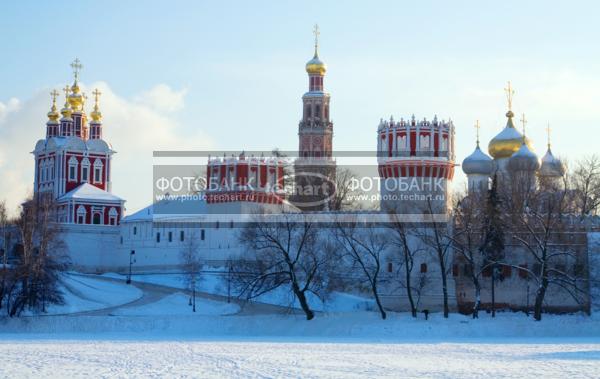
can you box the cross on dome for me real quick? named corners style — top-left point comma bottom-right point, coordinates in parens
top-left (546, 123), bottom-right (552, 149)
top-left (504, 81), bottom-right (514, 112)
top-left (474, 120), bottom-right (481, 146)
top-left (71, 58), bottom-right (83, 82)
top-left (50, 89), bottom-right (59, 105)
top-left (313, 24), bottom-right (320, 56)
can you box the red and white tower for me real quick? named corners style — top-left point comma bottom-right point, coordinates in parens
top-left (377, 115), bottom-right (455, 214)
top-left (33, 59), bottom-right (124, 225)
top-left (292, 25), bottom-right (336, 211)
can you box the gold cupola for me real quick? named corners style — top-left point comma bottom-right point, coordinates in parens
top-left (68, 58), bottom-right (84, 111)
top-left (305, 24), bottom-right (327, 75)
top-left (60, 85), bottom-right (73, 119)
top-left (90, 88), bottom-right (103, 122)
top-left (488, 82), bottom-right (532, 159)
top-left (47, 89), bottom-right (60, 122)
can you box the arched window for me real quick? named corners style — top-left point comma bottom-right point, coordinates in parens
top-left (315, 105), bottom-right (321, 119)
top-left (81, 157), bottom-right (91, 182)
top-left (108, 207), bottom-right (118, 225)
top-left (68, 156), bottom-right (79, 182)
top-left (305, 105), bottom-right (312, 118)
top-left (76, 205), bottom-right (86, 224)
top-left (420, 263), bottom-right (428, 273)
top-left (93, 159), bottom-right (104, 184)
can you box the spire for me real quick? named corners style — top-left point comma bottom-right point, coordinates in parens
top-left (313, 24), bottom-right (320, 58)
top-left (474, 119), bottom-right (481, 147)
top-left (90, 88), bottom-right (102, 122)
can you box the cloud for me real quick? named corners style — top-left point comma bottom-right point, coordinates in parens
top-left (134, 84), bottom-right (188, 113)
top-left (0, 83), bottom-right (213, 216)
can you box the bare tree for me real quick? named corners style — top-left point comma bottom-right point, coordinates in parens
top-left (571, 154), bottom-right (600, 217)
top-left (180, 231), bottom-right (202, 312)
top-left (417, 200), bottom-right (453, 318)
top-left (507, 188), bottom-right (588, 321)
top-left (385, 214), bottom-right (424, 318)
top-left (0, 200), bottom-right (11, 309)
top-left (332, 220), bottom-right (389, 319)
top-left (7, 197), bottom-right (66, 316)
top-left (329, 167), bottom-right (360, 211)
top-left (235, 213), bottom-right (331, 320)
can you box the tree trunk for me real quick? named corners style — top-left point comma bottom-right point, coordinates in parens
top-left (439, 254), bottom-right (449, 318)
top-left (404, 253), bottom-right (417, 318)
top-left (534, 277), bottom-right (548, 321)
top-left (491, 271), bottom-right (496, 318)
top-left (371, 281), bottom-right (387, 320)
top-left (292, 282), bottom-right (314, 320)
top-left (472, 275), bottom-right (481, 319)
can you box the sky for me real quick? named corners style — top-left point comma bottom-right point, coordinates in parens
top-left (1, 1), bottom-right (599, 214)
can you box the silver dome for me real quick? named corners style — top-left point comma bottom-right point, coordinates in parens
top-left (540, 148), bottom-right (564, 177)
top-left (508, 143), bottom-right (540, 172)
top-left (462, 145), bottom-right (494, 175)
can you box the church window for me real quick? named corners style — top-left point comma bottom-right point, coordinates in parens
top-left (76, 205), bottom-right (86, 224)
top-left (81, 158), bottom-right (91, 182)
top-left (315, 105), bottom-right (321, 119)
top-left (420, 263), bottom-right (428, 273)
top-left (305, 105), bottom-right (312, 118)
top-left (230, 220), bottom-right (234, 228)
top-left (133, 226), bottom-right (137, 235)
top-left (201, 229), bottom-right (205, 240)
top-left (168, 231), bottom-right (173, 242)
top-left (156, 232), bottom-right (161, 243)
top-left (68, 156), bottom-right (78, 182)
top-left (108, 207), bottom-right (118, 226)
top-left (387, 262), bottom-right (393, 273)
top-left (216, 221), bottom-right (220, 229)
top-left (93, 159), bottom-right (103, 183)
top-left (180, 230), bottom-right (185, 242)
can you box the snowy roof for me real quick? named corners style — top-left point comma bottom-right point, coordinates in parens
top-left (58, 183), bottom-right (123, 202)
top-left (123, 196), bottom-right (208, 222)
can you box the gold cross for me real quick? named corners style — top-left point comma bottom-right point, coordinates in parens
top-left (474, 120), bottom-right (481, 146)
top-left (71, 58), bottom-right (83, 81)
top-left (313, 24), bottom-right (320, 54)
top-left (546, 123), bottom-right (551, 148)
top-left (92, 88), bottom-right (102, 104)
top-left (504, 81), bottom-right (514, 111)
top-left (63, 85), bottom-right (71, 98)
top-left (520, 113), bottom-right (528, 138)
top-left (50, 89), bottom-right (59, 105)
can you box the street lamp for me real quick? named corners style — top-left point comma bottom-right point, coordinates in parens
top-left (127, 250), bottom-right (135, 284)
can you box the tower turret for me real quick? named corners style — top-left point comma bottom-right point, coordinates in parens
top-left (292, 25), bottom-right (336, 211)
top-left (89, 88), bottom-right (103, 140)
top-left (46, 89), bottom-right (60, 138)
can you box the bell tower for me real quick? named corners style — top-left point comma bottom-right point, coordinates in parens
top-left (292, 25), bottom-right (336, 211)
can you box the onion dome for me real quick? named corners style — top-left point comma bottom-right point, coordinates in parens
top-left (60, 85), bottom-right (73, 120)
top-left (508, 142), bottom-right (540, 172)
top-left (462, 145), bottom-right (494, 176)
top-left (90, 88), bottom-right (102, 122)
top-left (488, 110), bottom-right (532, 159)
top-left (305, 24), bottom-right (326, 75)
top-left (540, 148), bottom-right (564, 177)
top-left (47, 90), bottom-right (60, 122)
top-left (68, 81), bottom-right (84, 111)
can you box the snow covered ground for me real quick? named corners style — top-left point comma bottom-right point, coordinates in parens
top-left (113, 292), bottom-right (240, 316)
top-left (44, 273), bottom-right (142, 315)
top-left (2, 272), bottom-right (599, 377)
top-left (1, 339), bottom-right (599, 378)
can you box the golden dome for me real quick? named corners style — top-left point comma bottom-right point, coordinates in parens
top-left (47, 89), bottom-right (60, 122)
top-left (488, 111), bottom-right (533, 159)
top-left (68, 81), bottom-right (84, 111)
top-left (306, 53), bottom-right (327, 75)
top-left (60, 85), bottom-right (73, 119)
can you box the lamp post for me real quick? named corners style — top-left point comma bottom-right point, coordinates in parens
top-left (127, 250), bottom-right (135, 284)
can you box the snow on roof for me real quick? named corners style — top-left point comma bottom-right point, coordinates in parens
top-left (123, 196), bottom-right (208, 222)
top-left (58, 183), bottom-right (123, 202)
